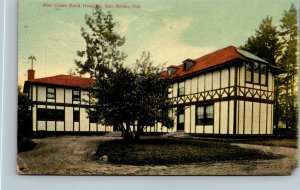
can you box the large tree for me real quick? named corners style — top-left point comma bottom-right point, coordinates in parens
top-left (277, 4), bottom-right (298, 131)
top-left (76, 9), bottom-right (174, 140)
top-left (90, 52), bottom-right (173, 141)
top-left (240, 16), bottom-right (283, 65)
top-left (74, 8), bottom-right (126, 77)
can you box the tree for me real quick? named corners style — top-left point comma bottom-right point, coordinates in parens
top-left (18, 86), bottom-right (36, 152)
top-left (18, 86), bottom-right (32, 138)
top-left (277, 4), bottom-right (298, 132)
top-left (74, 8), bottom-right (126, 78)
top-left (240, 16), bottom-right (283, 64)
top-left (89, 52), bottom-right (173, 141)
top-left (76, 9), bottom-right (174, 141)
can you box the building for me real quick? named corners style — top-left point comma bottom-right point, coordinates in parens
top-left (162, 45), bottom-right (283, 135)
top-left (23, 72), bottom-right (113, 133)
top-left (23, 45), bottom-right (282, 135)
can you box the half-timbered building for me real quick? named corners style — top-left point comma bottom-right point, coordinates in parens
top-left (162, 46), bottom-right (283, 135)
top-left (23, 45), bottom-right (282, 135)
top-left (23, 71), bottom-right (113, 133)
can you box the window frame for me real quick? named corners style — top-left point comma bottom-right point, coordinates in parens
top-left (72, 89), bottom-right (81, 101)
top-left (73, 110), bottom-right (80, 122)
top-left (178, 81), bottom-right (185, 97)
top-left (89, 110), bottom-right (98, 123)
top-left (245, 62), bottom-right (268, 86)
top-left (46, 87), bottom-right (56, 99)
top-left (37, 108), bottom-right (64, 121)
top-left (196, 104), bottom-right (214, 125)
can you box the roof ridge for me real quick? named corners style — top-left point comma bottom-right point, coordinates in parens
top-left (194, 45), bottom-right (236, 61)
top-left (32, 74), bottom-right (94, 81)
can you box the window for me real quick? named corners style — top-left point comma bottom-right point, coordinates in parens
top-left (183, 60), bottom-right (195, 70)
top-left (253, 62), bottom-right (259, 84)
top-left (89, 110), bottom-right (98, 123)
top-left (37, 108), bottom-right (64, 121)
top-left (178, 81), bottom-right (185, 96)
top-left (196, 105), bottom-right (214, 125)
top-left (47, 87), bottom-right (55, 99)
top-left (260, 64), bottom-right (267, 85)
top-left (73, 90), bottom-right (80, 101)
top-left (245, 62), bottom-right (268, 85)
top-left (73, 110), bottom-right (80, 122)
top-left (167, 67), bottom-right (178, 75)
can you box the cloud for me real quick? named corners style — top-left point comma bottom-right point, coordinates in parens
top-left (133, 17), bottom-right (213, 67)
top-left (115, 16), bottom-right (138, 34)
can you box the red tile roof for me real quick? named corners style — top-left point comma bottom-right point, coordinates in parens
top-left (26, 74), bottom-right (96, 88)
top-left (163, 46), bottom-right (247, 79)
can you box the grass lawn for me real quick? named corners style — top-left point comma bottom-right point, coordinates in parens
top-left (95, 137), bottom-right (283, 165)
top-left (237, 139), bottom-right (298, 148)
top-left (194, 138), bottom-right (298, 148)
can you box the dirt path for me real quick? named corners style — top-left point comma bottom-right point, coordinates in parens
top-left (17, 136), bottom-right (298, 175)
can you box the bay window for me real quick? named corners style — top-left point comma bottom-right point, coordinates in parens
top-left (245, 62), bottom-right (268, 85)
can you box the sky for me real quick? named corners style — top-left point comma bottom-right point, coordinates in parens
top-left (18, 0), bottom-right (298, 86)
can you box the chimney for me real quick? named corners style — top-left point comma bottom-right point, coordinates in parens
top-left (28, 69), bottom-right (35, 81)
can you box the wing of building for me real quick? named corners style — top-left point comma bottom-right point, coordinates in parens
top-left (162, 45), bottom-right (283, 136)
top-left (23, 73), bottom-right (113, 133)
top-left (23, 45), bottom-right (283, 135)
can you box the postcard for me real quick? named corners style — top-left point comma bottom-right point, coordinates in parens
top-left (17, 0), bottom-right (298, 175)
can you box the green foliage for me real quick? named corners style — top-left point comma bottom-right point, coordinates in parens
top-left (240, 16), bottom-right (283, 65)
top-left (90, 52), bottom-right (173, 140)
top-left (18, 87), bottom-right (36, 152)
top-left (18, 90), bottom-right (32, 138)
top-left (277, 4), bottom-right (298, 132)
top-left (76, 9), bottom-right (174, 140)
top-left (95, 138), bottom-right (283, 165)
top-left (74, 8), bottom-right (126, 77)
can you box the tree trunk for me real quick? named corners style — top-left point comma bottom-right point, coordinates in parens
top-left (120, 123), bottom-right (141, 142)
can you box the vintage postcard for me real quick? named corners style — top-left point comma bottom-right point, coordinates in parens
top-left (18, 0), bottom-right (298, 175)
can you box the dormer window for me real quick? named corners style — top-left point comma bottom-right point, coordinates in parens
top-left (167, 67), bottom-right (178, 76)
top-left (183, 59), bottom-right (196, 71)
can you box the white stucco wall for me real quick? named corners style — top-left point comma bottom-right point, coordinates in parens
top-left (236, 100), bottom-right (273, 135)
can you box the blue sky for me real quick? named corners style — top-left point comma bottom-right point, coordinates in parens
top-left (18, 0), bottom-right (298, 85)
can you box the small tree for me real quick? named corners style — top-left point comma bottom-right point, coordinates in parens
top-left (18, 86), bottom-right (36, 152)
top-left (90, 52), bottom-right (173, 141)
top-left (18, 86), bottom-right (32, 138)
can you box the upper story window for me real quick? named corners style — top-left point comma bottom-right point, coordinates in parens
top-left (46, 87), bottom-right (55, 99)
top-left (73, 90), bottom-right (80, 101)
top-left (178, 81), bottom-right (185, 96)
top-left (245, 62), bottom-right (268, 86)
top-left (183, 59), bottom-right (196, 71)
top-left (167, 67), bottom-right (178, 75)
top-left (196, 105), bottom-right (214, 125)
